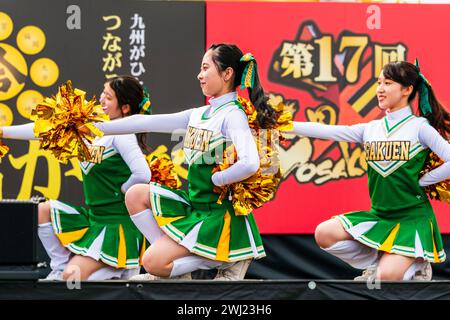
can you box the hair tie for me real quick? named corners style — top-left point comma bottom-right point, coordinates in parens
top-left (139, 86), bottom-right (152, 115)
top-left (240, 53), bottom-right (257, 90)
top-left (415, 58), bottom-right (432, 116)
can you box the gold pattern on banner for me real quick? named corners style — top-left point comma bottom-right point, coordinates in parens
top-left (268, 22), bottom-right (409, 186)
top-left (16, 90), bottom-right (43, 119)
top-left (4, 135), bottom-right (82, 201)
top-left (275, 35), bottom-right (373, 84)
top-left (0, 11), bottom-right (67, 199)
top-left (280, 42), bottom-right (314, 78)
top-left (102, 33), bottom-right (122, 52)
top-left (8, 140), bottom-right (61, 200)
top-left (103, 15), bottom-right (121, 31)
top-left (374, 44), bottom-right (406, 77)
top-left (277, 95), bottom-right (367, 186)
top-left (64, 158), bottom-right (82, 182)
top-left (0, 103), bottom-right (13, 126)
top-left (102, 15), bottom-right (122, 78)
top-left (271, 22), bottom-right (406, 89)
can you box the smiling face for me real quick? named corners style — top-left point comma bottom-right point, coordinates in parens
top-left (99, 82), bottom-right (126, 120)
top-left (376, 70), bottom-right (413, 112)
top-left (197, 49), bottom-right (234, 98)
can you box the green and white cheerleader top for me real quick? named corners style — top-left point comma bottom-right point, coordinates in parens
top-left (96, 91), bottom-right (267, 262)
top-left (291, 106), bottom-right (450, 263)
top-left (3, 124), bottom-right (151, 269)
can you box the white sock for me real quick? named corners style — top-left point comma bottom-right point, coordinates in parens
top-left (323, 240), bottom-right (378, 269)
top-left (130, 209), bottom-right (164, 244)
top-left (170, 255), bottom-right (224, 277)
top-left (403, 260), bottom-right (423, 280)
top-left (38, 223), bottom-right (71, 271)
top-left (87, 266), bottom-right (125, 280)
top-left (121, 268), bottom-right (140, 279)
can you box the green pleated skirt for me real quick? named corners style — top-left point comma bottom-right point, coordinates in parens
top-left (148, 182), bottom-right (266, 262)
top-left (336, 201), bottom-right (445, 263)
top-left (49, 200), bottom-right (146, 269)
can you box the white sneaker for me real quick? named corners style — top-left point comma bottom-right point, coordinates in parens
top-left (354, 264), bottom-right (377, 281)
top-left (413, 261), bottom-right (432, 281)
top-left (214, 259), bottom-right (252, 281)
top-left (120, 268), bottom-right (140, 280)
top-left (169, 273), bottom-right (192, 280)
top-left (45, 270), bottom-right (64, 281)
top-left (129, 272), bottom-right (192, 281)
top-left (129, 273), bottom-right (158, 281)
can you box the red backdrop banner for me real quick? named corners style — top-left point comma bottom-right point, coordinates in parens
top-left (206, 2), bottom-right (450, 234)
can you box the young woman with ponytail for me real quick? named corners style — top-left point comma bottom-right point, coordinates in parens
top-left (0, 75), bottom-right (152, 280)
top-left (92, 44), bottom-right (277, 280)
top-left (286, 60), bottom-right (450, 281)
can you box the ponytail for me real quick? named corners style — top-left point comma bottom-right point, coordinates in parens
top-left (414, 60), bottom-right (450, 139)
top-left (209, 44), bottom-right (277, 129)
top-left (418, 82), bottom-right (450, 139)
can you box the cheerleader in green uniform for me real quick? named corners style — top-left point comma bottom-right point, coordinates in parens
top-left (288, 61), bottom-right (450, 280)
top-left (0, 76), bottom-right (152, 280)
top-left (93, 44), bottom-right (277, 280)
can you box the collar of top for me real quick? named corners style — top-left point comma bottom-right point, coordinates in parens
top-left (209, 91), bottom-right (237, 110)
top-left (385, 105), bottom-right (413, 123)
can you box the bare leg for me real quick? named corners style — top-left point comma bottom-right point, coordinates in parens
top-left (142, 234), bottom-right (192, 277)
top-left (126, 185), bottom-right (225, 278)
top-left (63, 255), bottom-right (106, 281)
top-left (314, 218), bottom-right (352, 248)
top-left (125, 183), bottom-right (151, 216)
top-left (377, 253), bottom-right (415, 280)
top-left (38, 201), bottom-right (51, 224)
top-left (315, 218), bottom-right (379, 269)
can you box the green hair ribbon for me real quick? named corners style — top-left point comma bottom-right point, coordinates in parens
top-left (414, 58), bottom-right (432, 116)
top-left (240, 53), bottom-right (257, 90)
top-left (139, 86), bottom-right (152, 115)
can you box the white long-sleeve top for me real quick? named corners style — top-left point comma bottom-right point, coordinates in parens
top-left (2, 122), bottom-right (151, 193)
top-left (95, 91), bottom-right (260, 186)
top-left (289, 106), bottom-right (450, 187)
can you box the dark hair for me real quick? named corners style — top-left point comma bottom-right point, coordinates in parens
top-left (382, 61), bottom-right (450, 139)
top-left (208, 44), bottom-right (276, 129)
top-left (107, 75), bottom-right (151, 152)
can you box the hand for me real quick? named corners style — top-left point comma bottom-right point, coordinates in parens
top-left (211, 172), bottom-right (223, 187)
top-left (77, 124), bottom-right (93, 136)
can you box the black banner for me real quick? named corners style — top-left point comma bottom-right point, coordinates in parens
top-left (0, 0), bottom-right (205, 204)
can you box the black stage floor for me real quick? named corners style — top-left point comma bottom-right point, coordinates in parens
top-left (1, 279), bottom-right (450, 300)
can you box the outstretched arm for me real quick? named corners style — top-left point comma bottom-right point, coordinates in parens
top-left (95, 109), bottom-right (194, 135)
top-left (288, 121), bottom-right (367, 144)
top-left (418, 122), bottom-right (450, 186)
top-left (113, 135), bottom-right (152, 193)
top-left (212, 109), bottom-right (259, 187)
top-left (1, 123), bottom-right (37, 140)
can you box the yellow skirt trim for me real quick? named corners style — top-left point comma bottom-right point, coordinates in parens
top-left (379, 223), bottom-right (400, 252)
top-left (215, 211), bottom-right (231, 262)
top-left (56, 227), bottom-right (89, 246)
